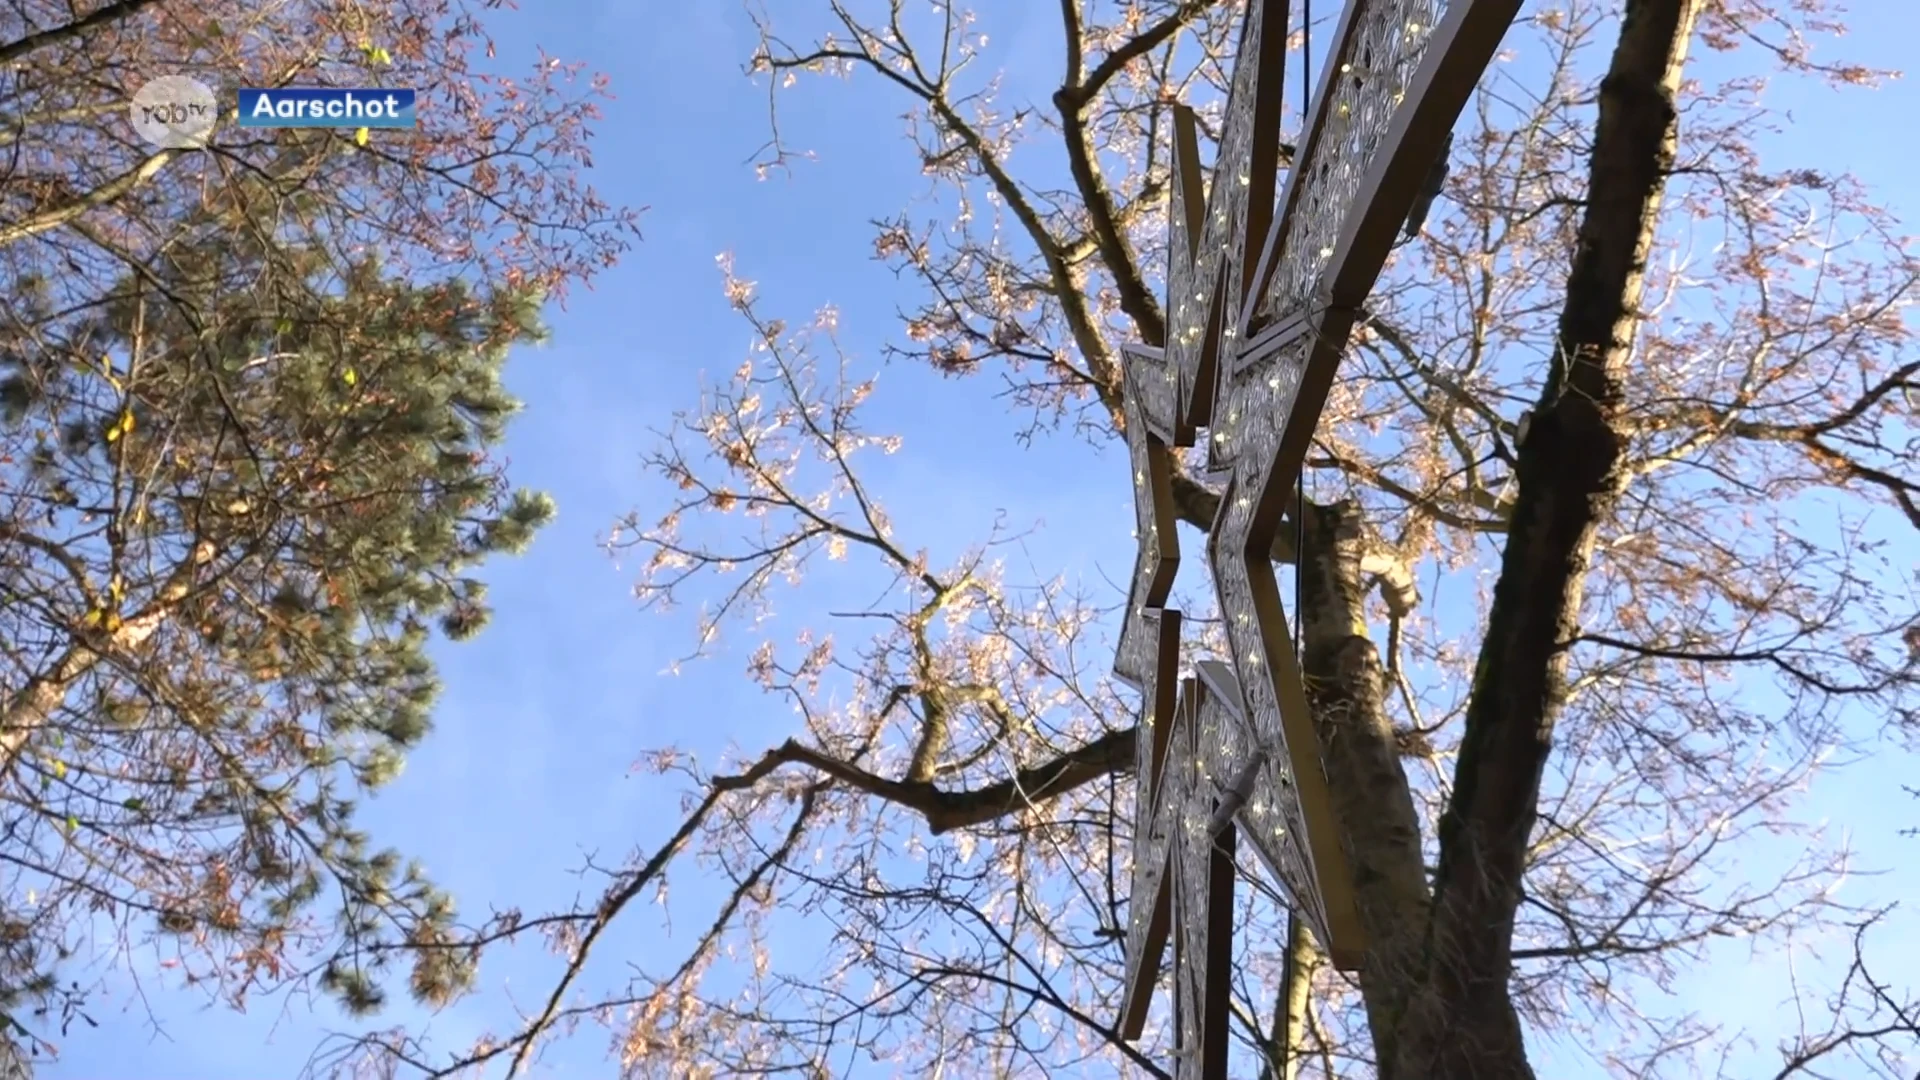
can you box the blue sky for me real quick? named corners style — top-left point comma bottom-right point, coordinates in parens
top-left (39, 1), bottom-right (1920, 1077)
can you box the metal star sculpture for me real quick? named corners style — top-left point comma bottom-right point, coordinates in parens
top-left (1113, 341), bottom-right (1187, 1043)
top-left (1114, 0), bottom-right (1523, 1072)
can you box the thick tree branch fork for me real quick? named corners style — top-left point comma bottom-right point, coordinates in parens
top-left (714, 728), bottom-right (1136, 834)
top-left (1052, 0), bottom-right (1213, 347)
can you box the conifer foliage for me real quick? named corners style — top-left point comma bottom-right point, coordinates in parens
top-left (0, 0), bottom-right (634, 1056)
top-left (1, 254), bottom-right (549, 1016)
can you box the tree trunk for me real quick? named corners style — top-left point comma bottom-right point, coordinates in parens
top-left (1259, 914), bottom-right (1319, 1080)
top-left (1389, 2), bottom-right (1703, 1077)
top-left (1294, 498), bottom-right (1429, 1078)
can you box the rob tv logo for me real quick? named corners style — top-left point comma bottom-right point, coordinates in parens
top-left (130, 76), bottom-right (218, 147)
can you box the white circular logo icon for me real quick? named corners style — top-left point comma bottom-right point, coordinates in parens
top-left (130, 76), bottom-right (217, 148)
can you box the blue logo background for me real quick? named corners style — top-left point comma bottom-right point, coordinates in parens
top-left (237, 88), bottom-right (417, 128)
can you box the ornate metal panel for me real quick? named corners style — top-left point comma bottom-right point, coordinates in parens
top-left (1243, 0), bottom-right (1445, 335)
top-left (1112, 346), bottom-right (1183, 699)
top-left (1161, 0), bottom-right (1291, 435)
top-left (1115, 344), bottom-right (1186, 1039)
top-left (1195, 0), bottom-right (1526, 974)
top-left (1203, 323), bottom-right (1367, 968)
top-left (1113, 344), bottom-right (1186, 818)
top-left (1170, 677), bottom-right (1234, 1080)
top-left (1117, 681), bottom-right (1179, 1040)
top-left (1116, 0), bottom-right (1523, 1069)
top-left (1191, 659), bottom-right (1334, 961)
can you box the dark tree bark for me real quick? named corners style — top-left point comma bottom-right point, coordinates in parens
top-left (1388, 2), bottom-right (1705, 1076)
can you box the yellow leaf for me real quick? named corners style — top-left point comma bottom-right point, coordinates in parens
top-left (373, 46), bottom-right (392, 65)
top-left (343, 367), bottom-right (358, 387)
top-left (355, 127), bottom-right (370, 147)
top-left (52, 760), bottom-right (66, 780)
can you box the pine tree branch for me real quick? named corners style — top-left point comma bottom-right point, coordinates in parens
top-left (0, 541), bottom-right (212, 774)
top-left (0, 151), bottom-right (179, 246)
top-left (0, 0), bottom-right (164, 65)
